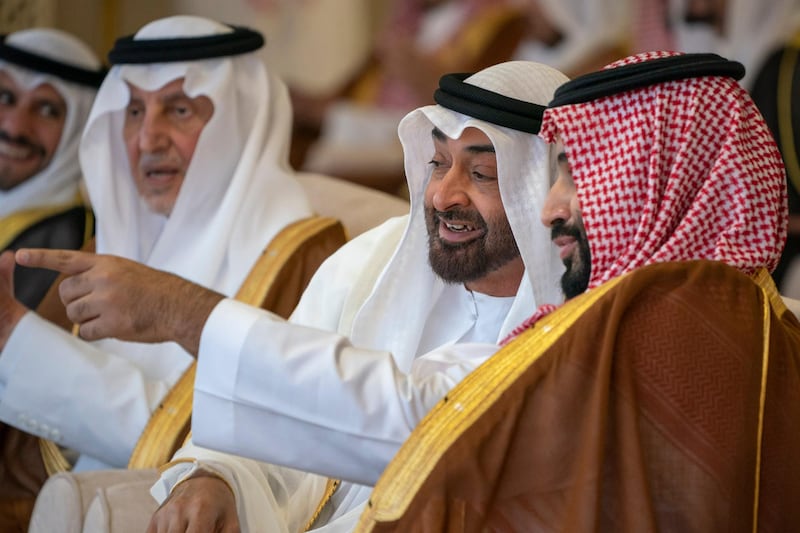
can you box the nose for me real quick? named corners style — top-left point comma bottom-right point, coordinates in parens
top-left (430, 165), bottom-right (470, 211)
top-left (0, 107), bottom-right (33, 140)
top-left (541, 175), bottom-right (575, 228)
top-left (138, 110), bottom-right (169, 153)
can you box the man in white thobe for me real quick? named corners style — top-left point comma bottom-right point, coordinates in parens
top-left (20, 60), bottom-right (570, 531)
top-left (0, 15), bottom-right (315, 481)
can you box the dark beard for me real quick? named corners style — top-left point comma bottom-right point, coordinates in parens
top-left (425, 205), bottom-right (520, 284)
top-left (551, 221), bottom-right (591, 299)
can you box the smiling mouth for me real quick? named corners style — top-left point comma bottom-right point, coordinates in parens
top-left (552, 235), bottom-right (578, 261)
top-left (144, 168), bottom-right (179, 180)
top-left (0, 139), bottom-right (40, 160)
top-left (438, 218), bottom-right (484, 244)
top-left (444, 221), bottom-right (476, 232)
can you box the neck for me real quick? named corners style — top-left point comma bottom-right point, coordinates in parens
top-left (465, 256), bottom-right (525, 297)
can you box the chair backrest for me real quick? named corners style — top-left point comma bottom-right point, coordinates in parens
top-left (296, 173), bottom-right (409, 240)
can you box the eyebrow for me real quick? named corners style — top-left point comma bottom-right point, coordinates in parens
top-left (467, 143), bottom-right (495, 155)
top-left (161, 91), bottom-right (193, 105)
top-left (431, 126), bottom-right (496, 154)
top-left (33, 94), bottom-right (66, 109)
top-left (431, 127), bottom-right (447, 142)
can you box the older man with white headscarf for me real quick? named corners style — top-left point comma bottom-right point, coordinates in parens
top-left (0, 14), bottom-right (314, 485)
top-left (0, 28), bottom-right (103, 309)
top-left (21, 59), bottom-right (569, 531)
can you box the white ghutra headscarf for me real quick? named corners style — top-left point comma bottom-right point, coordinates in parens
top-left (81, 15), bottom-right (312, 296)
top-left (0, 28), bottom-right (101, 218)
top-left (77, 16), bottom-right (312, 416)
top-left (347, 61), bottom-right (568, 369)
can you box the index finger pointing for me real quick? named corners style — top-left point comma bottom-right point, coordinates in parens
top-left (15, 248), bottom-right (97, 275)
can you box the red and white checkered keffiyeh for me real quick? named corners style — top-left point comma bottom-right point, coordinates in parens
top-left (504, 50), bottom-right (788, 342)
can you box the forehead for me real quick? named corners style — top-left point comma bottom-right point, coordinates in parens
top-left (432, 126), bottom-right (493, 147)
top-left (126, 77), bottom-right (188, 101)
top-left (0, 69), bottom-right (64, 103)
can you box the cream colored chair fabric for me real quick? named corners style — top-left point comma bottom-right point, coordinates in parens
top-left (296, 172), bottom-right (409, 238)
top-left (82, 474), bottom-right (159, 533)
top-left (28, 469), bottom-right (158, 533)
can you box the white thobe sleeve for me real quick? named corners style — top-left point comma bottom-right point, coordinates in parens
top-left (192, 299), bottom-right (498, 486)
top-left (0, 312), bottom-right (172, 466)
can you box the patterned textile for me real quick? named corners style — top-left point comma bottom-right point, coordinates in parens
top-left (507, 50), bottom-right (788, 341)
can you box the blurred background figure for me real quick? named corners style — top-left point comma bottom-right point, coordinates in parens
top-left (631, 0), bottom-right (800, 89)
top-left (751, 29), bottom-right (800, 295)
top-left (241, 0), bottom-right (376, 102)
top-left (298, 0), bottom-right (528, 195)
top-left (509, 0), bottom-right (631, 78)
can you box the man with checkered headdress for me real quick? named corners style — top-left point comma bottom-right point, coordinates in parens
top-left (18, 60), bottom-right (570, 531)
top-left (0, 14), bottom-right (322, 516)
top-left (357, 51), bottom-right (800, 532)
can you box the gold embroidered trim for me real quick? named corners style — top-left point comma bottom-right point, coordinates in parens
top-left (127, 363), bottom-right (197, 469)
top-left (0, 198), bottom-right (83, 250)
top-left (303, 478), bottom-right (341, 532)
top-left (82, 208), bottom-right (95, 246)
top-left (235, 216), bottom-right (342, 306)
top-left (752, 268), bottom-right (789, 319)
top-left (750, 267), bottom-right (781, 531)
top-left (38, 438), bottom-right (72, 476)
top-left (358, 265), bottom-right (782, 530)
top-left (751, 283), bottom-right (769, 532)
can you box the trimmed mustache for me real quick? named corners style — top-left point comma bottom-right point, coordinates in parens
top-left (0, 130), bottom-right (46, 157)
top-left (550, 220), bottom-right (582, 242)
top-left (138, 153), bottom-right (182, 172)
top-left (434, 208), bottom-right (487, 229)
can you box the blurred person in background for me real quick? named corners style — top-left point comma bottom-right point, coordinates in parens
top-left (631, 0), bottom-right (800, 89)
top-left (300, 0), bottom-right (528, 195)
top-left (509, 0), bottom-right (631, 77)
